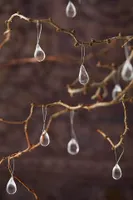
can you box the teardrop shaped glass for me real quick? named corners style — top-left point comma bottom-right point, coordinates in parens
top-left (121, 60), bottom-right (133, 81)
top-left (6, 177), bottom-right (17, 195)
top-left (78, 64), bottom-right (89, 85)
top-left (112, 84), bottom-right (122, 100)
top-left (34, 44), bottom-right (46, 62)
top-left (40, 131), bottom-right (50, 147)
top-left (67, 138), bottom-right (79, 155)
top-left (112, 164), bottom-right (122, 180)
top-left (66, 1), bottom-right (77, 18)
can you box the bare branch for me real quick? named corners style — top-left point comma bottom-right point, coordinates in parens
top-left (97, 100), bottom-right (128, 150)
top-left (15, 176), bottom-right (39, 200)
top-left (1, 12), bottom-right (133, 50)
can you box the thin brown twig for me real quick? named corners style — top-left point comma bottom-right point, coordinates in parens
top-left (114, 100), bottom-right (129, 148)
top-left (45, 108), bottom-right (68, 132)
top-left (97, 129), bottom-right (115, 148)
top-left (24, 103), bottom-right (34, 148)
top-left (97, 100), bottom-right (128, 149)
top-left (0, 55), bottom-right (79, 69)
top-left (91, 69), bottom-right (117, 100)
top-left (0, 118), bottom-right (24, 124)
top-left (1, 12), bottom-right (133, 50)
top-left (15, 176), bottom-right (39, 200)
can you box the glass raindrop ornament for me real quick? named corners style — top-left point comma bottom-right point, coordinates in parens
top-left (40, 131), bottom-right (50, 147)
top-left (121, 60), bottom-right (133, 81)
top-left (78, 64), bottom-right (89, 85)
top-left (6, 177), bottom-right (17, 195)
top-left (112, 163), bottom-right (122, 180)
top-left (112, 84), bottom-right (122, 100)
top-left (34, 43), bottom-right (46, 62)
top-left (67, 138), bottom-right (79, 155)
top-left (66, 1), bottom-right (77, 18)
top-left (34, 21), bottom-right (45, 62)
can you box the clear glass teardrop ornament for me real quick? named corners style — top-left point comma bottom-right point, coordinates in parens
top-left (40, 131), bottom-right (50, 147)
top-left (78, 64), bottom-right (89, 85)
top-left (34, 43), bottom-right (46, 62)
top-left (112, 84), bottom-right (122, 100)
top-left (112, 163), bottom-right (122, 180)
top-left (67, 138), bottom-right (79, 155)
top-left (121, 60), bottom-right (133, 81)
top-left (66, 1), bottom-right (77, 18)
top-left (6, 177), bottom-right (17, 195)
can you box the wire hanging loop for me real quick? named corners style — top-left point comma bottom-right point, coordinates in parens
top-left (36, 20), bottom-right (42, 45)
top-left (8, 157), bottom-right (15, 177)
top-left (116, 65), bottom-right (122, 84)
top-left (42, 105), bottom-right (48, 132)
top-left (114, 145), bottom-right (124, 164)
top-left (70, 110), bottom-right (77, 140)
top-left (81, 44), bottom-right (86, 65)
top-left (112, 66), bottom-right (121, 84)
top-left (124, 43), bottom-right (129, 60)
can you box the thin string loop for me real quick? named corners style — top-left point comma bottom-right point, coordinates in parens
top-left (114, 145), bottom-right (124, 164)
top-left (36, 20), bottom-right (42, 45)
top-left (8, 157), bottom-right (15, 177)
top-left (124, 43), bottom-right (129, 60)
top-left (70, 110), bottom-right (77, 140)
top-left (42, 105), bottom-right (47, 132)
top-left (81, 44), bottom-right (85, 64)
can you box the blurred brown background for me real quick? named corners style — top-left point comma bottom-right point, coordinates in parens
top-left (0, 0), bottom-right (133, 199)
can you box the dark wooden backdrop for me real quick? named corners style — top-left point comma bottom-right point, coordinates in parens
top-left (0, 0), bottom-right (133, 199)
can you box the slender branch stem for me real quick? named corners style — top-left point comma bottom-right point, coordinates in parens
top-left (1, 12), bottom-right (133, 50)
top-left (15, 176), bottom-right (39, 200)
top-left (24, 103), bottom-right (34, 148)
top-left (97, 100), bottom-right (128, 150)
